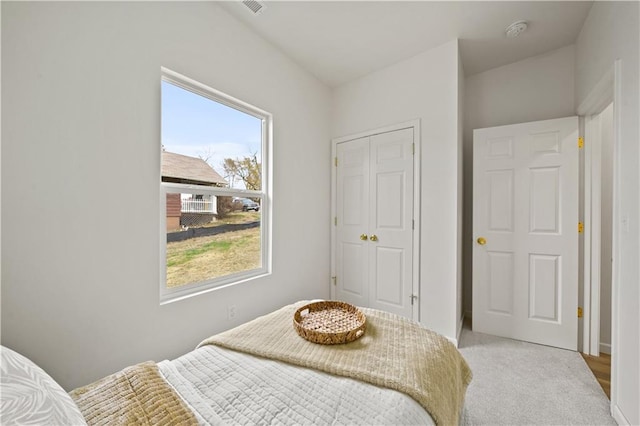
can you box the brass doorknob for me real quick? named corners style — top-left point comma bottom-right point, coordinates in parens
top-left (370, 235), bottom-right (378, 242)
top-left (360, 234), bottom-right (368, 241)
top-left (477, 237), bottom-right (487, 245)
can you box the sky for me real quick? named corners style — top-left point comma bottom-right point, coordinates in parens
top-left (161, 80), bottom-right (262, 188)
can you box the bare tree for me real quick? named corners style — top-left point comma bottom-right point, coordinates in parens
top-left (216, 196), bottom-right (234, 219)
top-left (198, 146), bottom-right (216, 166)
top-left (222, 153), bottom-right (261, 191)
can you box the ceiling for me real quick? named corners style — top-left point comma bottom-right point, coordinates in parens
top-left (219, 1), bottom-right (593, 87)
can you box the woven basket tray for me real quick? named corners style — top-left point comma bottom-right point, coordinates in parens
top-left (293, 301), bottom-right (366, 345)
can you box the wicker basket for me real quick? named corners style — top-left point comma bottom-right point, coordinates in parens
top-left (293, 301), bottom-right (366, 345)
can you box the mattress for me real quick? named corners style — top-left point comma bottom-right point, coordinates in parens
top-left (158, 344), bottom-right (435, 425)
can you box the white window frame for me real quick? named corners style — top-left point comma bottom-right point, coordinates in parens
top-left (160, 68), bottom-right (272, 304)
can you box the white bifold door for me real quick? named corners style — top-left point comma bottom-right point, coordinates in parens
top-left (334, 127), bottom-right (415, 320)
top-left (473, 117), bottom-right (579, 350)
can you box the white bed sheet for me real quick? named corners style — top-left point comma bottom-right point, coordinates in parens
top-left (158, 344), bottom-right (435, 425)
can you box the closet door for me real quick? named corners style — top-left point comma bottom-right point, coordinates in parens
top-left (335, 137), bottom-right (370, 308)
top-left (334, 128), bottom-right (414, 319)
top-left (368, 128), bottom-right (414, 318)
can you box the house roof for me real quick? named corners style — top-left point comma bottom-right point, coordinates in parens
top-left (161, 151), bottom-right (227, 186)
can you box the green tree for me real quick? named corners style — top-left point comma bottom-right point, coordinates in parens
top-left (222, 153), bottom-right (261, 190)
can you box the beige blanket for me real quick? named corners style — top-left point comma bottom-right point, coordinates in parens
top-left (69, 361), bottom-right (198, 426)
top-left (198, 301), bottom-right (472, 425)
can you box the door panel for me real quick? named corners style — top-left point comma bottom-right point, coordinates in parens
top-left (488, 170), bottom-right (514, 232)
top-left (529, 167), bottom-right (560, 233)
top-left (486, 136), bottom-right (514, 159)
top-left (376, 172), bottom-right (404, 228)
top-left (529, 254), bottom-right (560, 322)
top-left (473, 116), bottom-right (578, 350)
top-left (375, 247), bottom-right (404, 305)
top-left (487, 251), bottom-right (514, 315)
top-left (341, 242), bottom-right (366, 296)
top-left (343, 175), bottom-right (365, 225)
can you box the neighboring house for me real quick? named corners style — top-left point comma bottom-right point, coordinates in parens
top-left (161, 151), bottom-right (227, 231)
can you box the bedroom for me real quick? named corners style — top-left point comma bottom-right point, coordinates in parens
top-left (1, 1), bottom-right (638, 425)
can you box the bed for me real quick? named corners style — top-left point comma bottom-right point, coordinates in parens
top-left (1, 301), bottom-right (472, 425)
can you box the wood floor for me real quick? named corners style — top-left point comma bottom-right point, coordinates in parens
top-left (581, 352), bottom-right (611, 399)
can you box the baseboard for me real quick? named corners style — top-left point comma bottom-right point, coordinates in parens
top-left (600, 342), bottom-right (611, 355)
top-left (612, 403), bottom-right (630, 425)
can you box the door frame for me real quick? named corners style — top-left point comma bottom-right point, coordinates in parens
top-left (583, 112), bottom-right (604, 357)
top-left (330, 120), bottom-right (421, 321)
top-left (576, 60), bottom-right (621, 417)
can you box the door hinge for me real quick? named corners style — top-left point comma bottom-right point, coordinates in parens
top-left (578, 221), bottom-right (584, 233)
top-left (334, 156), bottom-right (338, 167)
top-left (332, 276), bottom-right (337, 286)
top-left (410, 294), bottom-right (418, 306)
top-left (334, 217), bottom-right (337, 226)
top-left (412, 219), bottom-right (415, 230)
top-left (412, 143), bottom-right (415, 155)
top-left (578, 137), bottom-right (584, 148)
top-left (578, 307), bottom-right (583, 318)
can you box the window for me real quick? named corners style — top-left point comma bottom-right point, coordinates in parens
top-left (160, 68), bottom-right (271, 303)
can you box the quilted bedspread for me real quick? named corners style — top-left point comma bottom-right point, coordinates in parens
top-left (158, 344), bottom-right (434, 425)
top-left (69, 361), bottom-right (198, 426)
top-left (198, 301), bottom-right (472, 425)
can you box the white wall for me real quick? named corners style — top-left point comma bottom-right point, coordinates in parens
top-left (576, 3), bottom-right (639, 424)
top-left (1, 2), bottom-right (331, 390)
top-left (462, 45), bottom-right (576, 315)
top-left (332, 40), bottom-right (462, 341)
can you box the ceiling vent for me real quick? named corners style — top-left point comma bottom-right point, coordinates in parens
top-left (242, 0), bottom-right (266, 15)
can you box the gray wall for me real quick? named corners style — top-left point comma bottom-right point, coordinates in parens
top-left (462, 44), bottom-right (576, 315)
top-left (2, 2), bottom-right (331, 390)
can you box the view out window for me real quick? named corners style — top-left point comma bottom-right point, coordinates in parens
top-left (160, 68), bottom-right (271, 302)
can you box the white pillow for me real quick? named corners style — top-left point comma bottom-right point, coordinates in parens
top-left (0, 345), bottom-right (87, 425)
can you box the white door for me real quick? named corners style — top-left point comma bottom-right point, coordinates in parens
top-left (473, 117), bottom-right (579, 350)
top-left (335, 128), bottom-right (415, 319)
top-left (335, 136), bottom-right (370, 308)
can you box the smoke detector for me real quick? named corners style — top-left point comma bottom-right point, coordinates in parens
top-left (505, 21), bottom-right (528, 38)
top-left (242, 0), bottom-right (266, 15)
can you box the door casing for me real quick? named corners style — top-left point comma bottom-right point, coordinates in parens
top-left (331, 120), bottom-right (421, 322)
top-left (577, 60), bottom-right (622, 423)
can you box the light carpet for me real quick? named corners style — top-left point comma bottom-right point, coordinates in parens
top-left (458, 328), bottom-right (616, 425)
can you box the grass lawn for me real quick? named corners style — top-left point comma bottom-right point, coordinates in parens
top-left (166, 225), bottom-right (261, 288)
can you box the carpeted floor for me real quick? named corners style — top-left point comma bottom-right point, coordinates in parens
top-left (458, 327), bottom-right (616, 425)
